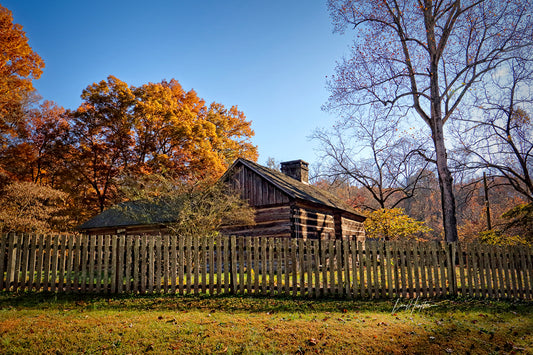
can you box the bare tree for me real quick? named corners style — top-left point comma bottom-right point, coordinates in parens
top-left (313, 106), bottom-right (431, 210)
top-left (326, 0), bottom-right (533, 241)
top-left (454, 58), bottom-right (533, 202)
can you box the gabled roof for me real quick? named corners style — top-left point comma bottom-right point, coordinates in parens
top-left (224, 158), bottom-right (365, 220)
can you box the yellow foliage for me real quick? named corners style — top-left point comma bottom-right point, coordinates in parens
top-left (478, 230), bottom-right (530, 246)
top-left (365, 208), bottom-right (432, 241)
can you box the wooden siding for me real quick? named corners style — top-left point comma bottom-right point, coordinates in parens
top-left (227, 165), bottom-right (290, 207)
top-left (291, 207), bottom-right (363, 241)
top-left (221, 206), bottom-right (292, 238)
top-left (342, 217), bottom-right (365, 241)
top-left (292, 207), bottom-right (335, 240)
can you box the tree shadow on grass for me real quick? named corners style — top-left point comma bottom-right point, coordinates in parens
top-left (0, 291), bottom-right (531, 316)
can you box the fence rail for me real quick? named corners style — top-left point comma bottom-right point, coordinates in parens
top-left (1, 234), bottom-right (532, 299)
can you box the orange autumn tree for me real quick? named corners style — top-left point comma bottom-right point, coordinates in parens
top-left (132, 79), bottom-right (256, 179)
top-left (68, 76), bottom-right (257, 215)
top-left (0, 4), bottom-right (45, 184)
top-left (0, 5), bottom-right (44, 146)
top-left (0, 101), bottom-right (69, 185)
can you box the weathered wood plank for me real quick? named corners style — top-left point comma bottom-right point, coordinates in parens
top-left (252, 237), bottom-right (259, 295)
top-left (351, 240), bottom-right (359, 298)
top-left (223, 236), bottom-right (230, 294)
top-left (378, 241), bottom-right (386, 298)
top-left (124, 236), bottom-right (132, 292)
top-left (321, 239), bottom-right (328, 297)
top-left (283, 238), bottom-right (290, 296)
top-left (456, 243), bottom-right (466, 297)
top-left (336, 240), bottom-right (343, 297)
top-left (19, 234), bottom-right (30, 291)
top-left (0, 235), bottom-right (7, 291)
top-left (12, 234), bottom-right (21, 291)
top-left (522, 245), bottom-right (532, 300)
top-left (370, 241), bottom-right (379, 298)
top-left (132, 236), bottom-right (140, 294)
top-left (268, 238), bottom-right (275, 296)
top-left (277, 239), bottom-right (283, 296)
top-left (329, 240), bottom-right (336, 297)
top-left (260, 237), bottom-right (267, 295)
top-left (291, 239), bottom-right (298, 297)
top-left (358, 241), bottom-right (366, 298)
top-left (78, 235), bottom-right (87, 293)
top-left (298, 239), bottom-right (305, 297)
top-left (178, 236), bottom-right (185, 295)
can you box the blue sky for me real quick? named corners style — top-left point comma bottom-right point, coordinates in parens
top-left (4, 1), bottom-right (353, 167)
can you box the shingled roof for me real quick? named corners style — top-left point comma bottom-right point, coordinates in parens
top-left (224, 158), bottom-right (365, 219)
top-left (78, 199), bottom-right (173, 230)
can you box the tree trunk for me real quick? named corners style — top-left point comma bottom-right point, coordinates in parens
top-left (432, 117), bottom-right (459, 242)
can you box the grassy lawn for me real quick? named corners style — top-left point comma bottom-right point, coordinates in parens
top-left (0, 292), bottom-right (531, 354)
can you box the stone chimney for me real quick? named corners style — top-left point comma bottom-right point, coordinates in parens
top-left (280, 160), bottom-right (309, 184)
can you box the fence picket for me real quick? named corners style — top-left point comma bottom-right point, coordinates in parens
top-left (335, 240), bottom-right (342, 297)
top-left (223, 236), bottom-right (230, 293)
top-left (250, 237), bottom-right (258, 295)
top-left (522, 245), bottom-right (533, 299)
top-left (72, 235), bottom-right (80, 292)
top-left (371, 241), bottom-right (380, 298)
top-left (509, 245), bottom-right (520, 298)
top-left (12, 234), bottom-right (21, 291)
top-left (515, 246), bottom-right (525, 299)
top-left (343, 239), bottom-right (350, 299)
top-left (19, 234), bottom-right (29, 291)
top-left (283, 238), bottom-right (290, 296)
top-left (28, 234), bottom-right (38, 291)
top-left (456, 243), bottom-right (466, 297)
top-left (486, 244), bottom-right (496, 299)
top-left (216, 235), bottom-right (223, 295)
top-left (350, 240), bottom-right (358, 298)
top-left (0, 235), bottom-right (6, 291)
top-left (178, 236), bottom-right (185, 295)
top-left (320, 239), bottom-right (328, 297)
top-left (275, 240), bottom-right (282, 296)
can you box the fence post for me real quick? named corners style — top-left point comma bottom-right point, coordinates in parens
top-left (447, 242), bottom-right (457, 296)
top-left (229, 235), bottom-right (236, 294)
top-left (0, 234), bottom-right (7, 291)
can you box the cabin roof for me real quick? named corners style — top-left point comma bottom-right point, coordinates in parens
top-left (78, 199), bottom-right (171, 230)
top-left (224, 158), bottom-right (365, 219)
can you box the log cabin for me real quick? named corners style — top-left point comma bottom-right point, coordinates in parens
top-left (79, 158), bottom-right (366, 241)
top-left (220, 158), bottom-right (365, 241)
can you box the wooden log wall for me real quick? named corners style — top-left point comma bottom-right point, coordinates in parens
top-left (292, 208), bottom-right (336, 240)
top-left (228, 166), bottom-right (289, 207)
top-left (221, 206), bottom-right (292, 238)
top-left (1, 234), bottom-right (532, 300)
top-left (341, 216), bottom-right (365, 240)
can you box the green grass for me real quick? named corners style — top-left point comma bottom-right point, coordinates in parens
top-left (0, 292), bottom-right (531, 354)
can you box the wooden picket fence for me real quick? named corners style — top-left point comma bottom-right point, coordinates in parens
top-left (1, 233), bottom-right (532, 299)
